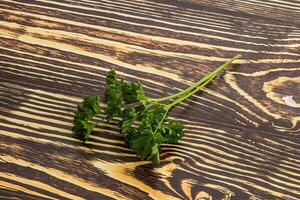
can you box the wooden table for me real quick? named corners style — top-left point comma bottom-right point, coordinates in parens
top-left (0, 0), bottom-right (299, 199)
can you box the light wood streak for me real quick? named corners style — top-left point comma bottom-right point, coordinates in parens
top-left (0, 0), bottom-right (299, 199)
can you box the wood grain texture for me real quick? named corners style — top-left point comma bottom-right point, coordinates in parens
top-left (0, 0), bottom-right (299, 199)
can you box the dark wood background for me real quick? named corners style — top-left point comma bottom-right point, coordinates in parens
top-left (0, 0), bottom-right (299, 199)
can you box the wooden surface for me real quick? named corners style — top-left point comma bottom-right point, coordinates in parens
top-left (0, 0), bottom-right (300, 199)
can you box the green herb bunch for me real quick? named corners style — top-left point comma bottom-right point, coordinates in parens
top-left (72, 54), bottom-right (241, 164)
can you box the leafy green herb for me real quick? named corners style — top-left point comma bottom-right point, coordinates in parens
top-left (105, 70), bottom-right (123, 120)
top-left (72, 95), bottom-right (101, 143)
top-left (72, 54), bottom-right (241, 163)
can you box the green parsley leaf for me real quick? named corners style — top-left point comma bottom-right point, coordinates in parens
top-left (122, 81), bottom-right (146, 104)
top-left (162, 120), bottom-right (184, 144)
top-left (131, 132), bottom-right (164, 164)
top-left (105, 69), bottom-right (123, 120)
top-left (72, 95), bottom-right (100, 143)
top-left (105, 69), bottom-right (147, 120)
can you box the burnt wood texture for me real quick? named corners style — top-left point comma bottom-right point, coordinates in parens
top-left (0, 0), bottom-right (300, 199)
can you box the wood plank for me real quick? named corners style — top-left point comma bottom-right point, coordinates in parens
top-left (0, 0), bottom-right (299, 199)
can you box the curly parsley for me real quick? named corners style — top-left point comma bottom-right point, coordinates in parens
top-left (72, 54), bottom-right (241, 164)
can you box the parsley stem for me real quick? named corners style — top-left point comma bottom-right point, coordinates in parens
top-left (166, 74), bottom-right (217, 110)
top-left (153, 74), bottom-right (217, 135)
top-left (148, 54), bottom-right (241, 103)
top-left (152, 75), bottom-right (215, 134)
top-left (153, 109), bottom-right (168, 135)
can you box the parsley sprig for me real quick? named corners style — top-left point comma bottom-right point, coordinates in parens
top-left (73, 54), bottom-right (241, 164)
